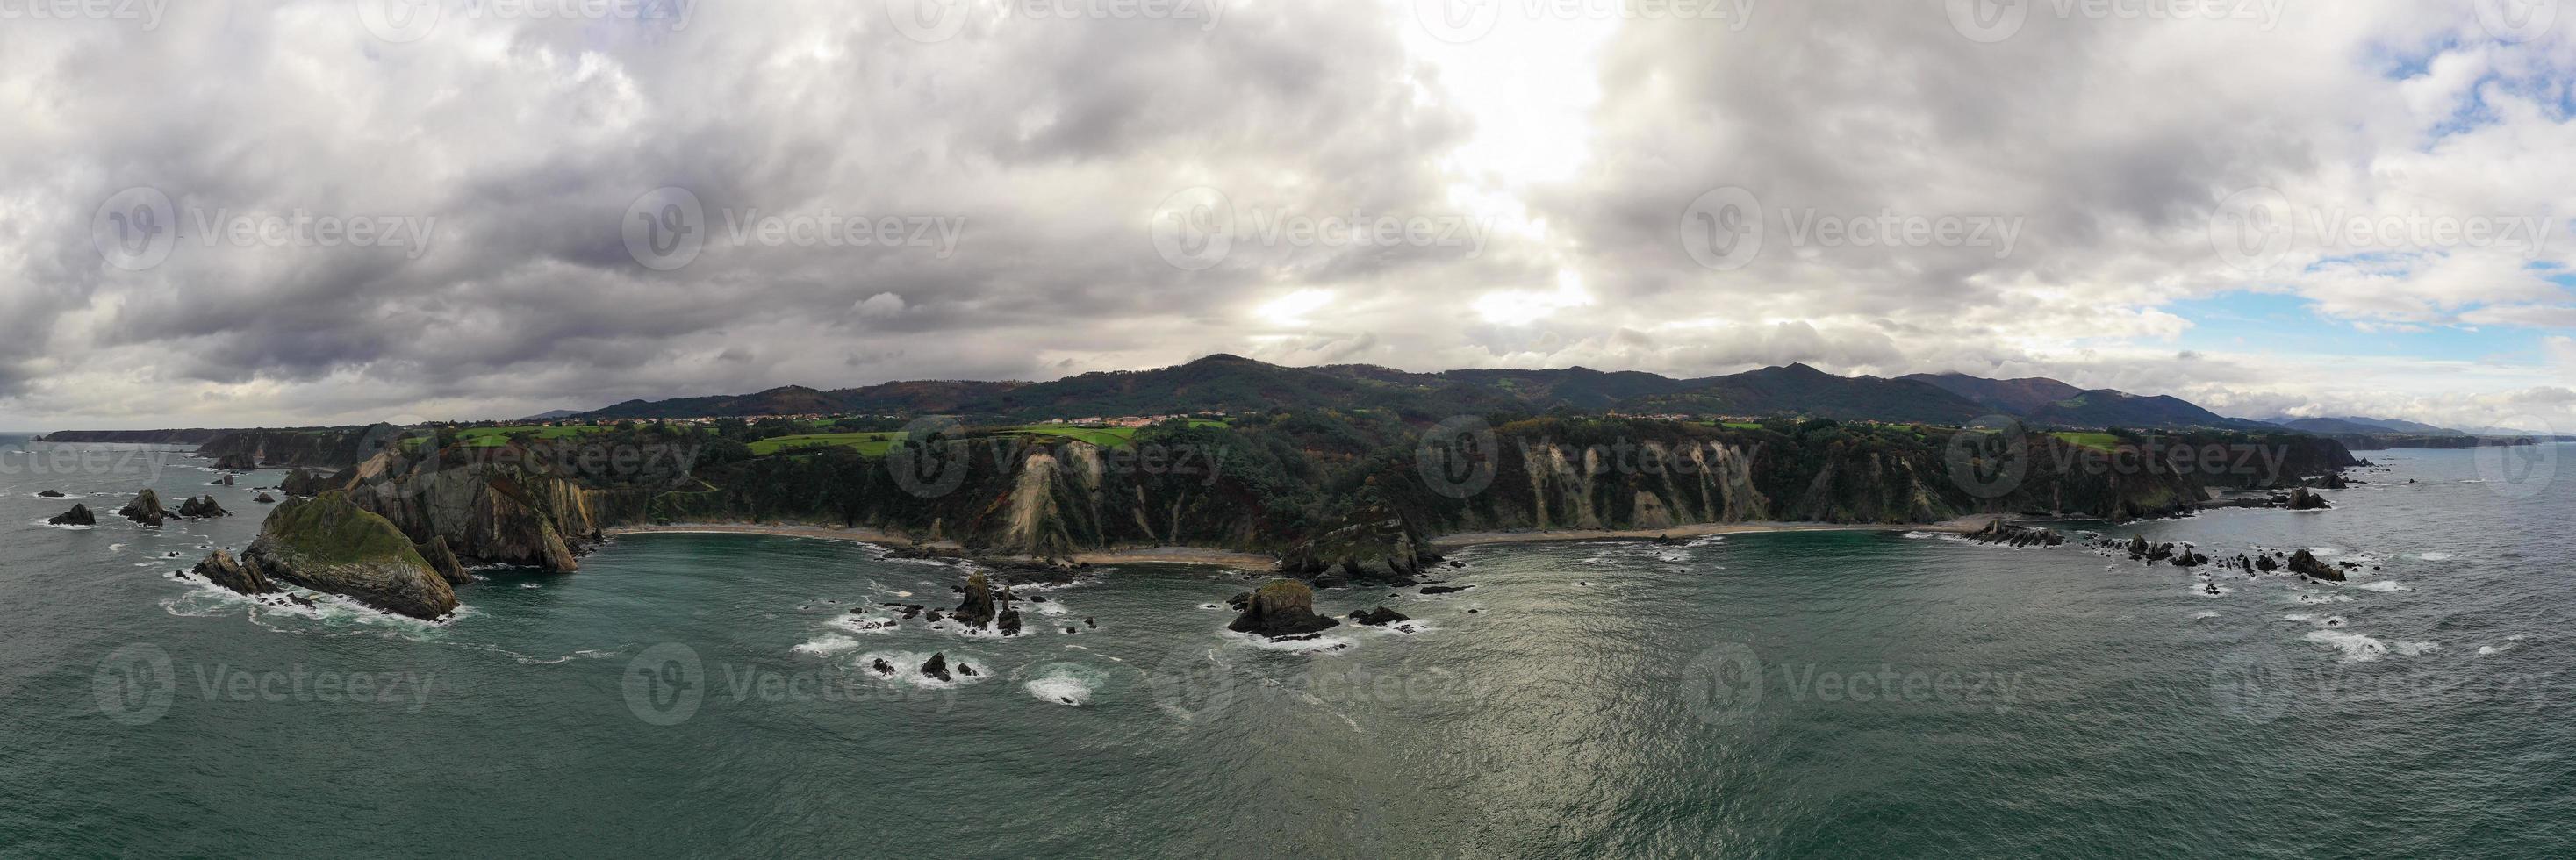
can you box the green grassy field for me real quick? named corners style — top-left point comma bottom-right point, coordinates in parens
top-left (2050, 431), bottom-right (2121, 453)
top-left (454, 425), bottom-right (607, 448)
top-left (748, 432), bottom-right (906, 457)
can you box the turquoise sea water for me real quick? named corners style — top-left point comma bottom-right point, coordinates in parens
top-left (1, 439), bottom-right (2569, 857)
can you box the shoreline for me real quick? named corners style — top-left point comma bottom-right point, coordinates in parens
top-left (1429, 516), bottom-right (1999, 549)
top-left (606, 516), bottom-right (2005, 570)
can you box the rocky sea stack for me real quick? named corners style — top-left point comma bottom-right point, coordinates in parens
top-left (118, 490), bottom-right (169, 527)
top-left (1228, 579), bottom-right (1338, 638)
top-left (48, 505), bottom-right (95, 527)
top-left (2285, 487), bottom-right (2331, 511)
top-left (219, 492), bottom-right (460, 620)
top-left (278, 469), bottom-right (333, 498)
top-left (177, 496), bottom-right (230, 519)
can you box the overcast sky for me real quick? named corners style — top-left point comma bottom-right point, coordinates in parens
top-left (5, 0), bottom-right (2574, 432)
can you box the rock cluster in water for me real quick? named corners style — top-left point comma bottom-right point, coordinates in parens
top-left (1965, 520), bottom-right (2067, 547)
top-left (187, 492), bottom-right (458, 620)
top-left (48, 505), bottom-right (95, 527)
top-left (177, 496), bottom-right (230, 519)
top-left (118, 490), bottom-right (169, 527)
top-left (1228, 579), bottom-right (1338, 638)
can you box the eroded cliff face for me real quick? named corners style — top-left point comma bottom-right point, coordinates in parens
top-left (195, 424), bottom-right (405, 469)
top-left (226, 493), bottom-right (459, 620)
top-left (326, 447), bottom-right (647, 572)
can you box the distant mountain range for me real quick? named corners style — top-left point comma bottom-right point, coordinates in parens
top-left (560, 355), bottom-right (2313, 433)
top-left (2266, 416), bottom-right (2469, 436)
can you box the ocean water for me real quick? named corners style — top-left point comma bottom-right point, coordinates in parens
top-left (2, 438), bottom-right (2571, 857)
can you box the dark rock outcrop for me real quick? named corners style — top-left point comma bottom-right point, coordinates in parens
top-left (2285, 487), bottom-right (2331, 511)
top-left (177, 496), bottom-right (230, 519)
top-left (920, 652), bottom-right (952, 682)
top-left (190, 550), bottom-right (276, 596)
top-left (47, 505), bottom-right (96, 527)
top-left (36, 490), bottom-right (64, 498)
top-left (1965, 520), bottom-right (2066, 548)
top-left (2287, 549), bottom-right (2343, 582)
top-left (279, 469), bottom-right (334, 498)
top-left (118, 490), bottom-right (169, 527)
top-left (254, 492), bottom-right (278, 504)
top-left (1228, 579), bottom-right (1338, 638)
top-left (951, 571), bottom-right (999, 627)
top-left (1349, 606), bottom-right (1410, 627)
top-left (1280, 511), bottom-right (1439, 583)
top-left (233, 493), bottom-right (459, 620)
top-left (212, 453), bottom-right (257, 471)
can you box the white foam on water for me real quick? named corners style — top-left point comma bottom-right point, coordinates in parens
top-left (2478, 644), bottom-right (2507, 656)
top-left (1683, 534), bottom-right (1726, 548)
top-left (1223, 629), bottom-right (1355, 653)
top-left (519, 582), bottom-right (542, 589)
top-left (857, 649), bottom-right (990, 689)
top-left (2391, 641), bottom-right (2439, 656)
top-left (2192, 611), bottom-right (2221, 620)
top-left (2417, 552), bottom-right (2455, 562)
top-left (1022, 665), bottom-right (1099, 706)
top-left (1902, 531), bottom-right (1935, 540)
top-left (2357, 580), bottom-right (2409, 592)
top-left (1031, 600), bottom-right (1072, 617)
top-left (35, 520), bottom-right (98, 531)
top-left (2305, 630), bottom-right (2389, 663)
top-left (2283, 613), bottom-right (2317, 623)
top-left (828, 614), bottom-right (901, 635)
top-left (793, 634), bottom-right (864, 657)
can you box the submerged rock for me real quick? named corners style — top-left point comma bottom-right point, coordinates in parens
top-left (36, 490), bottom-right (64, 498)
top-left (48, 505), bottom-right (96, 527)
top-left (1227, 579), bottom-right (1338, 638)
top-left (118, 490), bottom-right (169, 527)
